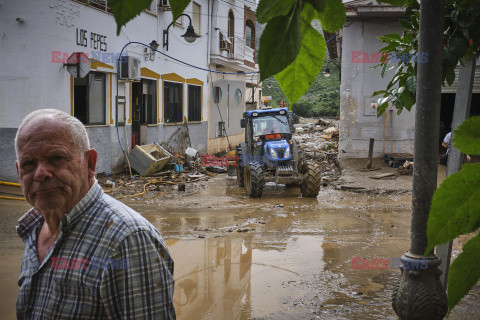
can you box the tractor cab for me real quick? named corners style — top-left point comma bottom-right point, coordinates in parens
top-left (236, 107), bottom-right (321, 198)
top-left (241, 108), bottom-right (293, 167)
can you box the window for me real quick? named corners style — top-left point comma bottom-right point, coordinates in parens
top-left (74, 72), bottom-right (106, 125)
top-left (245, 25), bottom-right (252, 48)
top-left (228, 10), bottom-right (234, 39)
top-left (192, 2), bottom-right (201, 34)
top-left (188, 84), bottom-right (202, 121)
top-left (175, 14), bottom-right (184, 27)
top-left (245, 20), bottom-right (255, 49)
top-left (164, 81), bottom-right (183, 123)
top-left (142, 79), bottom-right (157, 124)
top-left (116, 95), bottom-right (126, 125)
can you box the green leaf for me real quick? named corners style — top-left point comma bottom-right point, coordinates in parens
top-left (400, 88), bottom-right (414, 110)
top-left (447, 232), bottom-right (480, 312)
top-left (109, 0), bottom-right (153, 35)
top-left (381, 63), bottom-right (388, 77)
top-left (453, 116), bottom-right (480, 155)
top-left (170, 0), bottom-right (192, 22)
top-left (306, 0), bottom-right (326, 13)
top-left (256, 0), bottom-right (297, 24)
top-left (378, 33), bottom-right (402, 42)
top-left (446, 68), bottom-right (456, 86)
top-left (259, 3), bottom-right (302, 81)
top-left (399, 18), bottom-right (412, 30)
top-left (425, 162), bottom-right (480, 253)
top-left (317, 0), bottom-right (346, 32)
top-left (377, 99), bottom-right (389, 117)
top-left (372, 90), bottom-right (389, 96)
top-left (275, 3), bottom-right (327, 104)
top-left (406, 75), bottom-right (416, 92)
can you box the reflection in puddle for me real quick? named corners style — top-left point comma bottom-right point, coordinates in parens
top-left (166, 236), bottom-right (324, 320)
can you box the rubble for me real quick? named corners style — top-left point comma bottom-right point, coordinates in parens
top-left (293, 117), bottom-right (341, 184)
top-left (398, 161), bottom-right (414, 175)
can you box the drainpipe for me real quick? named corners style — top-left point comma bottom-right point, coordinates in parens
top-left (391, 0), bottom-right (448, 319)
top-left (207, 0), bottom-right (211, 69)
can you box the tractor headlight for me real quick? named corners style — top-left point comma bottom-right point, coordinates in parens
top-left (269, 147), bottom-right (278, 159)
top-left (284, 146), bottom-right (291, 158)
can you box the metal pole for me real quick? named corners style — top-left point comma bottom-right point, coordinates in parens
top-left (437, 56), bottom-right (476, 286)
top-left (390, 109), bottom-right (393, 153)
top-left (392, 0), bottom-right (448, 319)
top-left (367, 138), bottom-right (374, 169)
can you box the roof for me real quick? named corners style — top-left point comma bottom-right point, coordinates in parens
top-left (245, 108), bottom-right (288, 117)
top-left (345, 1), bottom-right (406, 19)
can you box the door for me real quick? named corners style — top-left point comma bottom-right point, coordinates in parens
top-left (131, 82), bottom-right (142, 146)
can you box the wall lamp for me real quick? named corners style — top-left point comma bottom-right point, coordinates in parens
top-left (323, 59), bottom-right (341, 79)
top-left (163, 13), bottom-right (201, 51)
top-left (144, 40), bottom-right (159, 61)
top-left (323, 67), bottom-right (331, 78)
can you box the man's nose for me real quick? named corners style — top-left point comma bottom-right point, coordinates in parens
top-left (34, 161), bottom-right (54, 181)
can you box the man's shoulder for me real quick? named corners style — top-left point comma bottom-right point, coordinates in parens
top-left (92, 194), bottom-right (161, 242)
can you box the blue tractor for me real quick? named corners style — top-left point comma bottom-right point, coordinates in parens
top-left (236, 108), bottom-right (321, 198)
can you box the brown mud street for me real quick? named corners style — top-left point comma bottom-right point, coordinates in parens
top-left (1, 159), bottom-right (479, 319)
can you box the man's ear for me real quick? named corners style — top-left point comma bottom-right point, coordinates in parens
top-left (86, 149), bottom-right (97, 180)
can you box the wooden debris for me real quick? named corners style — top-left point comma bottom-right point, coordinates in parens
top-left (369, 173), bottom-right (398, 180)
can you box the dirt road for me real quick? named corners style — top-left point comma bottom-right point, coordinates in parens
top-left (1, 168), bottom-right (479, 319)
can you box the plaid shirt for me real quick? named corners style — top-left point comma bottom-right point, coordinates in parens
top-left (16, 183), bottom-right (175, 319)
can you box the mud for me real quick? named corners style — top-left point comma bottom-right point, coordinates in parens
top-left (1, 173), bottom-right (479, 319)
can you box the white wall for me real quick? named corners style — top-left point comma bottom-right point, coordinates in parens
top-left (0, 0), bottom-right (211, 128)
top-left (339, 20), bottom-right (416, 158)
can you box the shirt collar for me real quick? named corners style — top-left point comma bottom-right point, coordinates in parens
top-left (16, 182), bottom-right (103, 240)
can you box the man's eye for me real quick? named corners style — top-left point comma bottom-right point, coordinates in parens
top-left (52, 155), bottom-right (66, 162)
top-left (21, 161), bottom-right (35, 168)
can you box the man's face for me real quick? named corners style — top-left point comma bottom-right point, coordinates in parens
top-left (15, 117), bottom-right (96, 215)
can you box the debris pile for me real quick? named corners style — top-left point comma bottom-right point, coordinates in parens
top-left (293, 117), bottom-right (341, 183)
top-left (102, 144), bottom-right (231, 199)
top-left (398, 160), bottom-right (414, 175)
top-left (100, 169), bottom-right (213, 199)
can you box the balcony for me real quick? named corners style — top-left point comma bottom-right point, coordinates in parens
top-left (210, 31), bottom-right (257, 72)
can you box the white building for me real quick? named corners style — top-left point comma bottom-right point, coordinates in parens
top-left (339, 0), bottom-right (480, 158)
top-left (0, 0), bottom-right (258, 181)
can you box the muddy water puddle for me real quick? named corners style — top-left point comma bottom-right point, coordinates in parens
top-left (5, 176), bottom-right (471, 319)
top-left (122, 176), bottom-right (412, 319)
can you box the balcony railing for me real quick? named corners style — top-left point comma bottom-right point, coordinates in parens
top-left (218, 33), bottom-right (255, 64)
top-left (75, 0), bottom-right (112, 13)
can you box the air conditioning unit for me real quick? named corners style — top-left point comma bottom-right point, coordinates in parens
top-left (158, 0), bottom-right (171, 11)
top-left (220, 39), bottom-right (231, 51)
top-left (120, 56), bottom-right (141, 81)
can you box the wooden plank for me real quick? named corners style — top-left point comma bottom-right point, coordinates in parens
top-left (369, 173), bottom-right (397, 179)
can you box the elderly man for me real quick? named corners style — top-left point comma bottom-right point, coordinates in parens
top-left (15, 109), bottom-right (175, 319)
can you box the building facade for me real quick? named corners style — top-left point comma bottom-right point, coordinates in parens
top-left (0, 0), bottom-right (257, 181)
top-left (339, 0), bottom-right (480, 158)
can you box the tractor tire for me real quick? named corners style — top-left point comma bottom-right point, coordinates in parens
top-left (297, 153), bottom-right (307, 174)
top-left (236, 147), bottom-right (244, 187)
top-left (301, 161), bottom-right (321, 198)
top-left (244, 162), bottom-right (264, 198)
top-left (237, 166), bottom-right (245, 187)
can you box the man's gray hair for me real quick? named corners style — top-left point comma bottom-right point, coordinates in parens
top-left (15, 109), bottom-right (90, 158)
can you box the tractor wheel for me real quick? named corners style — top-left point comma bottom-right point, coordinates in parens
top-left (301, 161), bottom-right (321, 198)
top-left (237, 166), bottom-right (245, 187)
top-left (236, 148), bottom-right (244, 187)
top-left (244, 162), bottom-right (264, 198)
top-left (297, 153), bottom-right (307, 174)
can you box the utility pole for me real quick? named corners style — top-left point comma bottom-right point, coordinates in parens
top-left (391, 0), bottom-right (448, 319)
top-left (437, 56), bottom-right (476, 286)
